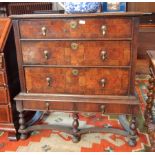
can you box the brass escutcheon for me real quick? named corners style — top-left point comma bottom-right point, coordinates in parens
top-left (72, 69), bottom-right (79, 76)
top-left (70, 21), bottom-right (78, 29)
top-left (71, 42), bottom-right (79, 50)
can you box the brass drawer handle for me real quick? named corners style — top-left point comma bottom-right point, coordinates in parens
top-left (72, 69), bottom-right (79, 76)
top-left (101, 25), bottom-right (107, 36)
top-left (44, 50), bottom-right (49, 60)
top-left (71, 42), bottom-right (78, 50)
top-left (45, 102), bottom-right (50, 111)
top-left (46, 77), bottom-right (52, 86)
top-left (100, 78), bottom-right (106, 88)
top-left (100, 105), bottom-right (105, 115)
top-left (41, 26), bottom-right (47, 36)
top-left (70, 21), bottom-right (78, 29)
top-left (100, 51), bottom-right (107, 60)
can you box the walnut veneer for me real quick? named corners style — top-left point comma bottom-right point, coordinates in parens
top-left (0, 18), bottom-right (20, 140)
top-left (11, 13), bottom-right (143, 145)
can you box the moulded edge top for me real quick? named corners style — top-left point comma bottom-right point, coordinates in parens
top-left (10, 12), bottom-right (146, 19)
top-left (14, 93), bottom-right (139, 105)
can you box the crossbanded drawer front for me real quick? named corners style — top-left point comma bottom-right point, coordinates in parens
top-left (19, 18), bottom-right (132, 39)
top-left (23, 101), bottom-right (139, 115)
top-left (25, 67), bottom-right (129, 95)
top-left (0, 105), bottom-right (10, 123)
top-left (0, 71), bottom-right (5, 86)
top-left (21, 41), bottom-right (131, 66)
top-left (0, 87), bottom-right (8, 104)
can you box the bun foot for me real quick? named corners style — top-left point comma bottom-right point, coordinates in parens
top-left (128, 116), bottom-right (137, 147)
top-left (20, 133), bottom-right (28, 140)
top-left (128, 137), bottom-right (137, 147)
top-left (72, 135), bottom-right (80, 143)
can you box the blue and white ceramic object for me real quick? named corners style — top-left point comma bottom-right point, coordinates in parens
top-left (59, 2), bottom-right (100, 14)
top-left (102, 2), bottom-right (126, 12)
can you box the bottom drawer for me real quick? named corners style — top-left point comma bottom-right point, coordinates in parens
top-left (23, 101), bottom-right (139, 115)
top-left (0, 87), bottom-right (8, 104)
top-left (25, 67), bottom-right (129, 95)
top-left (0, 105), bottom-right (10, 123)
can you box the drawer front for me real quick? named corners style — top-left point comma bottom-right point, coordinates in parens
top-left (19, 18), bottom-right (132, 39)
top-left (0, 54), bottom-right (4, 69)
top-left (21, 41), bottom-right (131, 66)
top-left (23, 101), bottom-right (139, 115)
top-left (0, 71), bottom-right (5, 86)
top-left (0, 105), bottom-right (10, 123)
top-left (25, 67), bottom-right (129, 95)
top-left (0, 87), bottom-right (8, 104)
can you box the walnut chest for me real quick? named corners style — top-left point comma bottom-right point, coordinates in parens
top-left (12, 13), bottom-right (143, 144)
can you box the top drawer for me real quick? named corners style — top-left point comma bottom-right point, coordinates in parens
top-left (19, 18), bottom-right (132, 39)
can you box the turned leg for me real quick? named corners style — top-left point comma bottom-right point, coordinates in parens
top-left (145, 75), bottom-right (154, 126)
top-left (128, 116), bottom-right (137, 147)
top-left (72, 112), bottom-right (80, 143)
top-left (19, 111), bottom-right (28, 140)
top-left (16, 101), bottom-right (28, 140)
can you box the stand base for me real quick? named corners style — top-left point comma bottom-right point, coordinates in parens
top-left (18, 114), bottom-right (138, 147)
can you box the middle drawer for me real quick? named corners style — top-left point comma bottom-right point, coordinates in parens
top-left (25, 67), bottom-right (129, 95)
top-left (21, 41), bottom-right (131, 66)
